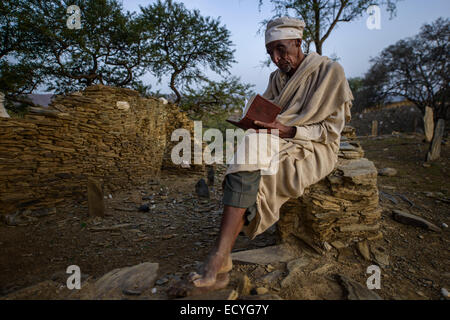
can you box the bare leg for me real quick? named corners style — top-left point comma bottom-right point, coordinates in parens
top-left (192, 205), bottom-right (246, 287)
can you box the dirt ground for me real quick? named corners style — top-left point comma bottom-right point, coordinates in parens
top-left (0, 132), bottom-right (448, 300)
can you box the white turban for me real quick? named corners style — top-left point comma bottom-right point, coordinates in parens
top-left (265, 16), bottom-right (306, 45)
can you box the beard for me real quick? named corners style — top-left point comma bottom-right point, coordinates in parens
top-left (278, 61), bottom-right (292, 74)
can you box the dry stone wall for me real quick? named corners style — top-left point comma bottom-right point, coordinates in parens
top-left (0, 85), bottom-right (198, 216)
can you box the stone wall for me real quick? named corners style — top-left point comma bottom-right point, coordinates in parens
top-left (277, 126), bottom-right (381, 251)
top-left (0, 85), bottom-right (198, 215)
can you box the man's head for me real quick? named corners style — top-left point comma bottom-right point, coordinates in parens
top-left (266, 39), bottom-right (303, 74)
top-left (265, 16), bottom-right (306, 74)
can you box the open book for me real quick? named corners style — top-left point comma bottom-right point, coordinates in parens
top-left (226, 94), bottom-right (282, 130)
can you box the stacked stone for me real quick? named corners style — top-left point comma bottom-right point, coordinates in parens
top-left (0, 85), bottom-right (194, 216)
top-left (278, 126), bottom-right (381, 250)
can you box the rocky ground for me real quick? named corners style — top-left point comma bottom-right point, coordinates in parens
top-left (0, 132), bottom-right (448, 300)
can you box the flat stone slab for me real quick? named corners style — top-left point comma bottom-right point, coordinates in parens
top-left (337, 275), bottom-right (382, 300)
top-left (337, 158), bottom-right (378, 185)
top-left (88, 262), bottom-right (159, 299)
top-left (231, 245), bottom-right (297, 265)
top-left (392, 210), bottom-right (441, 232)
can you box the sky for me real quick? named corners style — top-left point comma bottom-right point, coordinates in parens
top-left (32, 0), bottom-right (449, 95)
top-left (120, 0), bottom-right (449, 95)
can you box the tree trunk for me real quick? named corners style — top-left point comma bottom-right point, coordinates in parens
top-left (0, 92), bottom-right (10, 118)
top-left (170, 71), bottom-right (182, 104)
top-left (315, 41), bottom-right (322, 55)
top-left (313, 0), bottom-right (322, 55)
top-left (426, 119), bottom-right (445, 162)
top-left (423, 106), bottom-right (434, 142)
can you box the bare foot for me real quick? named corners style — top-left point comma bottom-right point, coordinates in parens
top-left (189, 252), bottom-right (232, 287)
top-left (167, 272), bottom-right (230, 299)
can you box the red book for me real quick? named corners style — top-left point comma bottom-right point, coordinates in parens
top-left (226, 94), bottom-right (282, 130)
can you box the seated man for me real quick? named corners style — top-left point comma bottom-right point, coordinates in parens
top-left (169, 16), bottom-right (353, 297)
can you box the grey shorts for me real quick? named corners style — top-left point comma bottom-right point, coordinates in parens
top-left (222, 170), bottom-right (261, 225)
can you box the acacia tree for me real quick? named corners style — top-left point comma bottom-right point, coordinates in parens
top-left (0, 0), bottom-right (150, 105)
top-left (365, 18), bottom-right (449, 120)
top-left (181, 76), bottom-right (255, 117)
top-left (259, 0), bottom-right (399, 55)
top-left (139, 0), bottom-right (236, 104)
top-left (0, 0), bottom-right (46, 109)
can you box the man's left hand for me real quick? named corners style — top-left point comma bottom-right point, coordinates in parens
top-left (254, 120), bottom-right (296, 139)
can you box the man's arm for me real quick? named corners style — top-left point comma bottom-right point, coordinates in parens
top-left (254, 101), bottom-right (347, 143)
top-left (291, 102), bottom-right (347, 144)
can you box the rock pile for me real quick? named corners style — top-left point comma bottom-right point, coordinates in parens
top-left (278, 126), bottom-right (381, 250)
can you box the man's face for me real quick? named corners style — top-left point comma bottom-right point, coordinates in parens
top-left (266, 39), bottom-right (302, 74)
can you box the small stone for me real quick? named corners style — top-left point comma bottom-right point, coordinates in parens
top-left (260, 270), bottom-right (283, 286)
top-left (116, 101), bottom-right (130, 111)
top-left (331, 240), bottom-right (346, 250)
top-left (337, 275), bottom-right (382, 300)
top-left (392, 210), bottom-right (441, 232)
top-left (286, 256), bottom-right (311, 273)
top-left (151, 287), bottom-right (157, 294)
top-left (122, 289), bottom-right (141, 296)
top-left (266, 264), bottom-right (275, 272)
top-left (156, 278), bottom-right (168, 285)
top-left (323, 242), bottom-right (332, 251)
top-left (256, 287), bottom-right (269, 295)
top-left (138, 204), bottom-right (150, 212)
top-left (418, 235), bottom-right (424, 239)
top-left (416, 290), bottom-right (425, 297)
top-left (231, 245), bottom-right (296, 265)
top-left (378, 167), bottom-right (397, 177)
top-left (195, 179), bottom-right (210, 198)
top-left (441, 288), bottom-right (449, 299)
top-left (371, 247), bottom-right (389, 266)
top-left (207, 166), bottom-right (215, 186)
top-left (356, 241), bottom-right (371, 260)
top-left (422, 163), bottom-right (431, 168)
top-left (236, 274), bottom-right (252, 296)
top-left (158, 97), bottom-right (168, 104)
top-left (442, 223), bottom-right (448, 228)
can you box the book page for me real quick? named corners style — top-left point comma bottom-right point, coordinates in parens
top-left (240, 95), bottom-right (256, 120)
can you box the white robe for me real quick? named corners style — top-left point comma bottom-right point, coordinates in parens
top-left (226, 52), bottom-right (353, 239)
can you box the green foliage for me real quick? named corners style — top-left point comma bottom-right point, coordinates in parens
top-left (180, 75), bottom-right (255, 135)
top-left (1, 0), bottom-right (148, 97)
top-left (259, 0), bottom-right (399, 55)
top-left (139, 0), bottom-right (236, 103)
top-left (364, 17), bottom-right (449, 119)
top-left (0, 0), bottom-right (251, 122)
top-left (181, 76), bottom-right (254, 116)
top-left (348, 76), bottom-right (383, 113)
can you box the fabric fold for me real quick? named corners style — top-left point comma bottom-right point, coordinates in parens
top-left (226, 52), bottom-right (353, 239)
